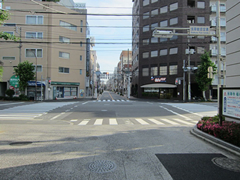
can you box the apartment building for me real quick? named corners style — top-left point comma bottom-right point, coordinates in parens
top-left (132, 0), bottom-right (225, 100)
top-left (120, 50), bottom-right (132, 94)
top-left (0, 0), bottom-right (87, 100)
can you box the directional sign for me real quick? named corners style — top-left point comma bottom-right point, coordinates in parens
top-left (189, 26), bottom-right (210, 36)
top-left (9, 75), bottom-right (19, 88)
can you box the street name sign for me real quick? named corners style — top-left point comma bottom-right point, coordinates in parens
top-left (189, 26), bottom-right (210, 36)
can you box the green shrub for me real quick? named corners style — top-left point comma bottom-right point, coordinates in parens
top-left (5, 89), bottom-right (15, 98)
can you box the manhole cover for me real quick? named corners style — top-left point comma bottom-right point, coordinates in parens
top-left (88, 160), bottom-right (116, 173)
top-left (9, 141), bottom-right (32, 146)
top-left (212, 157), bottom-right (240, 172)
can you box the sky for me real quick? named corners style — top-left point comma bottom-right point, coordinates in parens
top-left (74, 0), bottom-right (133, 73)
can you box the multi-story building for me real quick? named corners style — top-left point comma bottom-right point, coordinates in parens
top-left (120, 50), bottom-right (132, 94)
top-left (0, 0), bottom-right (87, 100)
top-left (132, 0), bottom-right (225, 100)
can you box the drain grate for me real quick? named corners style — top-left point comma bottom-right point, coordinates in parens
top-left (9, 141), bottom-right (32, 146)
top-left (212, 157), bottom-right (240, 172)
top-left (88, 160), bottom-right (116, 173)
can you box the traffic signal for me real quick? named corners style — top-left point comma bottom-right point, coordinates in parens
top-left (175, 78), bottom-right (181, 85)
top-left (48, 80), bottom-right (51, 85)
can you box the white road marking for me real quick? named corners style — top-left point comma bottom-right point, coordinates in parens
top-left (82, 102), bottom-right (89, 105)
top-left (78, 119), bottom-right (90, 125)
top-left (94, 119), bottom-right (103, 125)
top-left (160, 118), bottom-right (179, 125)
top-left (159, 106), bottom-right (192, 120)
top-left (109, 118), bottom-right (118, 125)
top-left (148, 118), bottom-right (164, 125)
top-left (172, 118), bottom-right (195, 125)
top-left (70, 119), bottom-right (78, 122)
top-left (135, 118), bottom-right (149, 125)
top-left (50, 112), bottom-right (65, 120)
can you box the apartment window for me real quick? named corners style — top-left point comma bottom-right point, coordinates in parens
top-left (220, 32), bottom-right (226, 42)
top-left (170, 35), bottom-right (178, 40)
top-left (143, 12), bottom-right (149, 19)
top-left (151, 50), bottom-right (158, 57)
top-left (160, 64), bottom-right (167, 75)
top-left (60, 20), bottom-right (77, 31)
top-left (3, 23), bottom-right (16, 26)
top-left (151, 37), bottom-right (158, 43)
top-left (160, 49), bottom-right (168, 56)
top-left (59, 36), bottom-right (70, 43)
top-left (2, 56), bottom-right (15, 60)
top-left (143, 39), bottom-right (149, 45)
top-left (220, 18), bottom-right (226, 26)
top-left (151, 22), bottom-right (158, 30)
top-left (169, 47), bottom-right (178, 55)
top-left (26, 15), bottom-right (43, 25)
top-left (143, 25), bottom-right (149, 32)
top-left (26, 49), bottom-right (42, 58)
top-left (170, 2), bottom-right (178, 11)
top-left (80, 41), bottom-right (83, 47)
top-left (197, 1), bottom-right (205, 9)
top-left (80, 69), bottom-right (82, 75)
top-left (80, 20), bottom-right (83, 33)
top-left (26, 32), bottom-right (43, 39)
top-left (197, 46), bottom-right (205, 54)
top-left (151, 0), bottom-right (158, 3)
top-left (187, 16), bottom-right (195, 23)
top-left (170, 17), bottom-right (178, 25)
top-left (33, 65), bottom-right (42, 72)
top-left (59, 67), bottom-right (69, 73)
top-left (81, 20), bottom-right (83, 26)
top-left (160, 38), bottom-right (167, 42)
top-left (160, 6), bottom-right (168, 14)
top-left (169, 63), bottom-right (178, 75)
top-left (59, 52), bottom-right (70, 59)
top-left (151, 66), bottom-right (158, 76)
top-left (187, 0), bottom-right (195, 7)
top-left (151, 9), bottom-right (158, 17)
top-left (80, 55), bottom-right (82, 61)
top-left (142, 67), bottom-right (149, 76)
top-left (3, 31), bottom-right (14, 35)
top-left (142, 52), bottom-right (149, 58)
top-left (160, 20), bottom-right (168, 27)
top-left (220, 3), bottom-right (226, 12)
top-left (143, 0), bottom-right (149, 6)
top-left (197, 17), bottom-right (205, 24)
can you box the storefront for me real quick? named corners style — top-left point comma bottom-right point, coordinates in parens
top-left (51, 82), bottom-right (80, 99)
top-left (27, 81), bottom-right (45, 100)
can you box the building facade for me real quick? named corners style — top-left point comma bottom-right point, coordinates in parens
top-left (132, 0), bottom-right (226, 100)
top-left (0, 0), bottom-right (87, 100)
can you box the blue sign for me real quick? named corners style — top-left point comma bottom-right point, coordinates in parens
top-left (28, 81), bottom-right (45, 86)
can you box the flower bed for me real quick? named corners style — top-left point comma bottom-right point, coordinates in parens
top-left (197, 115), bottom-right (240, 147)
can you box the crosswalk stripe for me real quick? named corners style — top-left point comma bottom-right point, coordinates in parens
top-left (160, 118), bottom-right (180, 125)
top-left (78, 119), bottom-right (90, 125)
top-left (94, 119), bottom-right (103, 125)
top-left (172, 118), bottom-right (195, 125)
top-left (109, 118), bottom-right (118, 125)
top-left (148, 119), bottom-right (165, 125)
top-left (135, 118), bottom-right (149, 125)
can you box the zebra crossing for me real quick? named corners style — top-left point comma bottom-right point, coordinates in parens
top-left (70, 117), bottom-right (199, 126)
top-left (93, 99), bottom-right (131, 102)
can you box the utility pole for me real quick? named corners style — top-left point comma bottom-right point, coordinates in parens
top-left (183, 59), bottom-right (186, 102)
top-left (187, 37), bottom-right (191, 101)
top-left (19, 27), bottom-right (22, 63)
top-left (127, 49), bottom-right (130, 99)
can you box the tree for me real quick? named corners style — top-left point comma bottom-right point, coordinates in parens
top-left (195, 52), bottom-right (217, 100)
top-left (14, 61), bottom-right (35, 93)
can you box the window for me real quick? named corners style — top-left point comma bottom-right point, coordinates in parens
top-left (151, 50), bottom-right (158, 57)
top-left (60, 20), bottom-right (77, 31)
top-left (151, 0), bottom-right (158, 3)
top-left (151, 66), bottom-right (158, 76)
top-left (160, 49), bottom-right (168, 56)
top-left (3, 23), bottom-right (16, 26)
top-left (143, 39), bottom-right (149, 45)
top-left (220, 18), bottom-right (226, 26)
top-left (187, 0), bottom-right (195, 7)
top-left (2, 56), bottom-right (15, 60)
top-left (80, 41), bottom-right (83, 47)
top-left (197, 1), bottom-right (205, 9)
top-left (160, 38), bottom-right (167, 42)
top-left (170, 2), bottom-right (178, 11)
top-left (197, 47), bottom-right (205, 54)
top-left (169, 64), bottom-right (178, 75)
top-left (143, 52), bottom-right (149, 58)
top-left (59, 36), bottom-right (70, 43)
top-left (80, 69), bottom-right (82, 75)
top-left (26, 15), bottom-right (43, 25)
top-left (169, 47), bottom-right (178, 55)
top-left (170, 17), bottom-right (178, 25)
top-left (151, 37), bottom-right (158, 43)
top-left (59, 52), bottom-right (70, 59)
top-left (143, 0), bottom-right (149, 6)
top-left (26, 49), bottom-right (42, 58)
top-left (220, 32), bottom-right (226, 42)
top-left (151, 22), bottom-right (158, 30)
top-left (26, 32), bottom-right (43, 39)
top-left (143, 25), bottom-right (149, 32)
top-left (80, 55), bottom-right (82, 61)
top-left (160, 6), bottom-right (168, 14)
top-left (33, 65), bottom-right (42, 72)
top-left (160, 64), bottom-right (167, 75)
top-left (170, 35), bottom-right (178, 40)
top-left (59, 67), bottom-right (69, 73)
top-left (151, 9), bottom-right (158, 17)
top-left (142, 67), bottom-right (149, 76)
top-left (3, 31), bottom-right (14, 35)
top-left (197, 17), bottom-right (205, 24)
top-left (160, 20), bottom-right (168, 27)
top-left (143, 12), bottom-right (149, 19)
top-left (187, 16), bottom-right (195, 24)
top-left (220, 3), bottom-right (226, 12)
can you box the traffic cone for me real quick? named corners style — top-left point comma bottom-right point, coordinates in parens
top-left (55, 97), bottom-right (58, 100)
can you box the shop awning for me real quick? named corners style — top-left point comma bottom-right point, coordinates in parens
top-left (141, 83), bottom-right (177, 88)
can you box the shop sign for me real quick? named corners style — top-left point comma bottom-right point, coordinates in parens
top-left (144, 89), bottom-right (159, 93)
top-left (28, 81), bottom-right (45, 86)
top-left (9, 75), bottom-right (19, 88)
top-left (151, 76), bottom-right (167, 83)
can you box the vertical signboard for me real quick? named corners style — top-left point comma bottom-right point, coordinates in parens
top-left (222, 88), bottom-right (240, 119)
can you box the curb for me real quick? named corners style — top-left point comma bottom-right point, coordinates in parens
top-left (190, 126), bottom-right (240, 157)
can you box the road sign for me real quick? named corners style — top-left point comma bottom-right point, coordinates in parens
top-left (189, 26), bottom-right (210, 36)
top-left (9, 75), bottom-right (19, 88)
top-left (152, 30), bottom-right (173, 38)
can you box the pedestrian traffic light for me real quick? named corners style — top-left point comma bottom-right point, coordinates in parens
top-left (175, 78), bottom-right (181, 85)
top-left (48, 80), bottom-right (51, 85)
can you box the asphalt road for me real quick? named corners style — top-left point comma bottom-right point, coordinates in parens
top-left (0, 91), bottom-right (239, 180)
